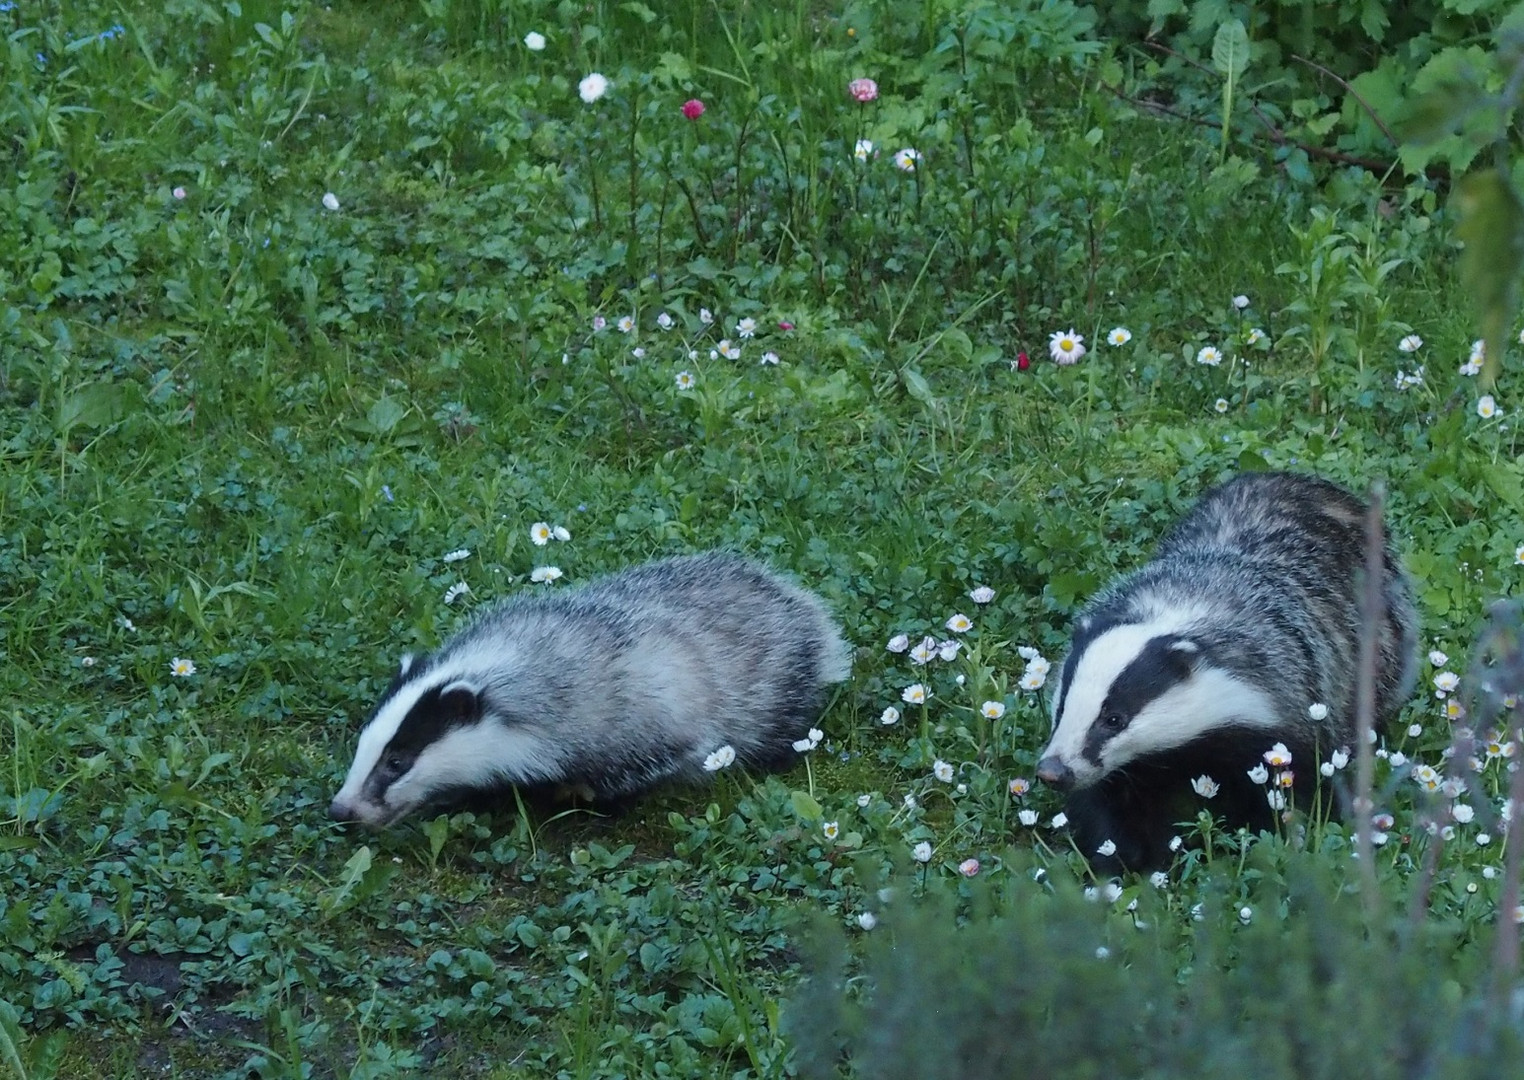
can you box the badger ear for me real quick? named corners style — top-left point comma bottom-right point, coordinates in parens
top-left (398, 653), bottom-right (417, 677)
top-left (437, 680), bottom-right (483, 723)
top-left (1163, 637), bottom-right (1202, 673)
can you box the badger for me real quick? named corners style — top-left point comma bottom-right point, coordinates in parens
top-left (329, 552), bottom-right (852, 828)
top-left (1036, 472), bottom-right (1418, 872)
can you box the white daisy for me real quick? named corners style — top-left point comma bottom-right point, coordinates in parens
top-left (1048, 329), bottom-right (1086, 365)
top-left (578, 72), bottom-right (609, 103)
top-left (702, 744), bottom-right (736, 771)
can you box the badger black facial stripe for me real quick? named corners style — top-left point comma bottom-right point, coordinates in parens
top-left (390, 682), bottom-right (482, 753)
top-left (1107, 636), bottom-right (1198, 716)
top-left (1079, 635), bottom-right (1199, 763)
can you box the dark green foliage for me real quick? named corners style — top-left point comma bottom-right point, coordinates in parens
top-left (1101, 0), bottom-right (1521, 178)
top-left (791, 860), bottom-right (1521, 1080)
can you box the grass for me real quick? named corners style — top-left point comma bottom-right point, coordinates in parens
top-left (2, 0), bottom-right (1523, 1076)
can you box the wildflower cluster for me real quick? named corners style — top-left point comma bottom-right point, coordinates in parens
top-left (1017, 646), bottom-right (1050, 691)
top-left (1245, 740), bottom-right (1297, 811)
top-left (592, 303), bottom-right (794, 382)
top-left (530, 522), bottom-right (571, 546)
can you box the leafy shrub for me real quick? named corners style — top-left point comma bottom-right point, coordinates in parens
top-left (790, 857), bottom-right (1523, 1080)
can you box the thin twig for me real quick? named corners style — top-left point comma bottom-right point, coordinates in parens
top-left (1353, 482), bottom-right (1386, 921)
top-left (1495, 640), bottom-right (1524, 1005)
top-left (1290, 54), bottom-right (1398, 147)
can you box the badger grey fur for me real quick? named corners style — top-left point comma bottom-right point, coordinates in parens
top-left (330, 552), bottom-right (852, 827)
top-left (1037, 472), bottom-right (1418, 872)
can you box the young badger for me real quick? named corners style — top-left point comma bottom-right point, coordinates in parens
top-left (1036, 472), bottom-right (1418, 872)
top-left (330, 552), bottom-right (852, 827)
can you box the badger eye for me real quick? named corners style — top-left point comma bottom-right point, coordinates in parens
top-left (383, 753), bottom-right (408, 774)
top-left (1101, 713), bottom-right (1125, 732)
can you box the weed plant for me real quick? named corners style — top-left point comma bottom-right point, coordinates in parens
top-left (1, 0), bottom-right (1523, 1077)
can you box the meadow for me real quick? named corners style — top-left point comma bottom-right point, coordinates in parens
top-left (4, 0), bottom-right (1524, 1076)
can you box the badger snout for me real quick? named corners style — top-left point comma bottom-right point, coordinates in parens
top-left (1035, 756), bottom-right (1075, 789)
top-left (328, 799), bottom-right (358, 823)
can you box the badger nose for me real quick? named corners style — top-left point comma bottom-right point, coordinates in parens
top-left (328, 799), bottom-right (357, 823)
top-left (1035, 756), bottom-right (1075, 789)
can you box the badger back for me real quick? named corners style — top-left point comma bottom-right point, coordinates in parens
top-left (1159, 471), bottom-right (1418, 719)
top-left (330, 552), bottom-right (851, 826)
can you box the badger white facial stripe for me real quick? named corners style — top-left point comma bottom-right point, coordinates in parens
top-left (331, 677), bottom-right (432, 812)
top-left (1047, 618), bottom-right (1203, 771)
top-left (1102, 667), bottom-right (1279, 769)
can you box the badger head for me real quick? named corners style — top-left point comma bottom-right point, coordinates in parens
top-left (1036, 621), bottom-right (1278, 791)
top-left (328, 652), bottom-right (559, 827)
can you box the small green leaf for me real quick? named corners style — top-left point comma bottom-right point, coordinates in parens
top-left (366, 395), bottom-right (407, 434)
top-left (899, 367), bottom-right (936, 406)
top-left (59, 381), bottom-right (131, 431)
top-left (1236, 450), bottom-right (1270, 472)
top-left (791, 790), bottom-right (823, 822)
top-left (194, 752), bottom-right (233, 788)
top-left (1211, 19), bottom-right (1250, 79)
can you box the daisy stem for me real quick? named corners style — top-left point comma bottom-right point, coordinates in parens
top-left (911, 155), bottom-right (923, 222)
top-left (851, 110), bottom-right (864, 215)
top-left (587, 143), bottom-right (603, 232)
top-left (626, 82), bottom-right (641, 270)
top-left (655, 171), bottom-right (670, 288)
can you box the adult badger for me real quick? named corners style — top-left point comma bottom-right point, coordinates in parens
top-left (330, 552), bottom-right (852, 827)
top-left (1036, 472), bottom-right (1418, 872)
